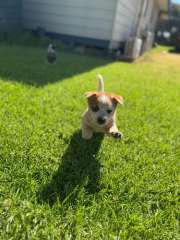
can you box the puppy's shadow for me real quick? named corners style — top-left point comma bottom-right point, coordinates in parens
top-left (39, 131), bottom-right (104, 205)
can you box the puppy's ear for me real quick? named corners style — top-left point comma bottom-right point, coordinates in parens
top-left (85, 92), bottom-right (97, 98)
top-left (112, 95), bottom-right (124, 105)
top-left (85, 92), bottom-right (98, 107)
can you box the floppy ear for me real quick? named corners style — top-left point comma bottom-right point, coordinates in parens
top-left (85, 92), bottom-right (97, 98)
top-left (85, 92), bottom-right (98, 107)
top-left (112, 95), bottom-right (124, 105)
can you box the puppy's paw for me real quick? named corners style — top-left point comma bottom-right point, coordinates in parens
top-left (82, 130), bottom-right (93, 140)
top-left (111, 131), bottom-right (123, 139)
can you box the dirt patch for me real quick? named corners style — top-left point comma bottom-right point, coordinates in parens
top-left (137, 51), bottom-right (180, 66)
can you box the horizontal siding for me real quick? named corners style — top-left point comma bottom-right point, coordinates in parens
top-left (23, 5), bottom-right (114, 22)
top-left (0, 7), bottom-right (21, 18)
top-left (0, 0), bottom-right (22, 31)
top-left (24, 10), bottom-right (113, 31)
top-left (23, 0), bottom-right (117, 41)
top-left (112, 0), bottom-right (141, 42)
top-left (25, 20), bottom-right (112, 40)
top-left (0, 0), bottom-right (21, 8)
top-left (23, 0), bottom-right (116, 11)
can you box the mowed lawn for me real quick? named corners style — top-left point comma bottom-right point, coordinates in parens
top-left (0, 44), bottom-right (179, 240)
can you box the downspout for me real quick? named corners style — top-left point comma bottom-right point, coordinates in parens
top-left (135, 0), bottom-right (145, 37)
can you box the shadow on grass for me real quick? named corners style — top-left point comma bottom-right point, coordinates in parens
top-left (39, 131), bottom-right (104, 205)
top-left (0, 44), bottom-right (111, 87)
top-left (168, 48), bottom-right (180, 54)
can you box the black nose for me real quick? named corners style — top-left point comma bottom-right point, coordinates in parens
top-left (97, 117), bottom-right (106, 125)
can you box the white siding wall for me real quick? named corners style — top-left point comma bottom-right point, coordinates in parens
top-left (22, 0), bottom-right (160, 50)
top-left (22, 0), bottom-right (117, 41)
top-left (110, 0), bottom-right (141, 48)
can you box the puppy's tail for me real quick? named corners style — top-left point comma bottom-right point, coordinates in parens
top-left (97, 74), bottom-right (104, 92)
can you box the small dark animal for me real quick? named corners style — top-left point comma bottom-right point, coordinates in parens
top-left (47, 43), bottom-right (56, 64)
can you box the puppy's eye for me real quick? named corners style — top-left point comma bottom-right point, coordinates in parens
top-left (92, 106), bottom-right (99, 112)
top-left (107, 109), bottom-right (112, 114)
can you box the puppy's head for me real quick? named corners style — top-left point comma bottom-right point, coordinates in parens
top-left (85, 92), bottom-right (123, 126)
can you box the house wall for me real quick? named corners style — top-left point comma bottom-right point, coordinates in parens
top-left (23, 0), bottom-right (145, 49)
top-left (0, 0), bottom-right (22, 32)
top-left (22, 0), bottom-right (161, 51)
top-left (22, 0), bottom-right (117, 43)
top-left (110, 0), bottom-right (142, 49)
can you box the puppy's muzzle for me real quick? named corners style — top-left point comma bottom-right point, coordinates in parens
top-left (97, 117), bottom-right (106, 125)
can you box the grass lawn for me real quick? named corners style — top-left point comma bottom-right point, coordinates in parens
top-left (0, 43), bottom-right (179, 239)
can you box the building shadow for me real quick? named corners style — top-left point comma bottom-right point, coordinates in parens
top-left (38, 131), bottom-right (104, 206)
top-left (0, 44), bottom-right (111, 87)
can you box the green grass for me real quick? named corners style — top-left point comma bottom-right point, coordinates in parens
top-left (0, 43), bottom-right (179, 240)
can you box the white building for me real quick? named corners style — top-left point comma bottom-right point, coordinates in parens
top-left (22, 0), bottom-right (168, 50)
top-left (0, 0), bottom-right (169, 58)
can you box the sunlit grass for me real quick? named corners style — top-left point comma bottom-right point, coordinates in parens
top-left (0, 44), bottom-right (179, 239)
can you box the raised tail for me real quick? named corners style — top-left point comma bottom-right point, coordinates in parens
top-left (97, 74), bottom-right (104, 92)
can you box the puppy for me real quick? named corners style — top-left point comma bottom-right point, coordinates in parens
top-left (82, 75), bottom-right (124, 140)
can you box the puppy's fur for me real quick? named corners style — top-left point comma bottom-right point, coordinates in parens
top-left (82, 75), bottom-right (124, 140)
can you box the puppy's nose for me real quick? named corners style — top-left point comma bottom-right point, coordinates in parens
top-left (97, 117), bottom-right (106, 125)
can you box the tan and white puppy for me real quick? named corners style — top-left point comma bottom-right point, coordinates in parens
top-left (82, 75), bottom-right (124, 140)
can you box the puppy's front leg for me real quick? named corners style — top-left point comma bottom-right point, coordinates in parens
top-left (108, 123), bottom-right (123, 139)
top-left (82, 124), bottom-right (93, 140)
